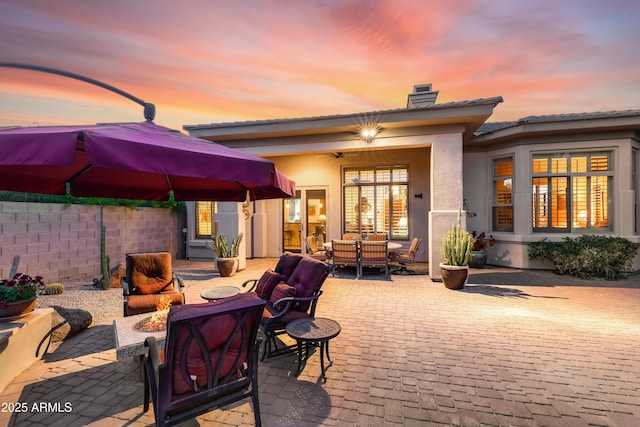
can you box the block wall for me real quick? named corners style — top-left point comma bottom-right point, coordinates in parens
top-left (0, 202), bottom-right (178, 282)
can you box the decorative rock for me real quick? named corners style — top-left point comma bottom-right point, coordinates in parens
top-left (50, 306), bottom-right (93, 343)
top-left (110, 262), bottom-right (125, 289)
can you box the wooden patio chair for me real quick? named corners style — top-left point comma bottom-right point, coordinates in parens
top-left (360, 240), bottom-right (390, 279)
top-left (366, 233), bottom-right (388, 241)
top-left (143, 293), bottom-right (265, 426)
top-left (303, 235), bottom-right (330, 261)
top-left (389, 237), bottom-right (422, 274)
top-left (331, 239), bottom-right (360, 278)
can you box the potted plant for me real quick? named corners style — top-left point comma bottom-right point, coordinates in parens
top-left (0, 273), bottom-right (45, 319)
top-left (439, 209), bottom-right (473, 289)
top-left (206, 223), bottom-right (243, 277)
top-left (468, 231), bottom-right (496, 269)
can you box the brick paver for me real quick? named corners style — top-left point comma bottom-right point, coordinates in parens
top-left (1, 261), bottom-right (638, 426)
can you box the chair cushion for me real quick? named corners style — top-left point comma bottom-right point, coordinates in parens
top-left (269, 284), bottom-right (296, 311)
top-left (260, 302), bottom-right (310, 326)
top-left (166, 293), bottom-right (262, 396)
top-left (127, 252), bottom-right (175, 295)
top-left (274, 252), bottom-right (304, 279)
top-left (255, 269), bottom-right (284, 300)
top-left (287, 257), bottom-right (330, 312)
top-left (126, 291), bottom-right (184, 316)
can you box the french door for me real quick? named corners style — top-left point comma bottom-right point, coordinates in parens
top-left (283, 187), bottom-right (327, 253)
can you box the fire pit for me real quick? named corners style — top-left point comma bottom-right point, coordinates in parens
top-left (131, 295), bottom-right (172, 333)
top-left (132, 310), bottom-right (168, 332)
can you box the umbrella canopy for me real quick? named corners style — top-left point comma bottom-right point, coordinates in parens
top-left (0, 121), bottom-right (295, 201)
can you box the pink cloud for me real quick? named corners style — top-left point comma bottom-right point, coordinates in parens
top-left (0, 0), bottom-right (638, 131)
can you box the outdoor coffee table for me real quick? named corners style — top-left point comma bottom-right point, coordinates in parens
top-left (200, 286), bottom-right (240, 301)
top-left (285, 317), bottom-right (341, 379)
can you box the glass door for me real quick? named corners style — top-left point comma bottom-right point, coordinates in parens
top-left (283, 188), bottom-right (327, 253)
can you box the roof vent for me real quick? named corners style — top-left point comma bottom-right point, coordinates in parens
top-left (407, 83), bottom-right (439, 108)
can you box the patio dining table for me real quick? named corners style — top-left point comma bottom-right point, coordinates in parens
top-left (323, 241), bottom-right (402, 251)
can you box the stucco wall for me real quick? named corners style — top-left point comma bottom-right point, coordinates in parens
top-left (0, 202), bottom-right (179, 282)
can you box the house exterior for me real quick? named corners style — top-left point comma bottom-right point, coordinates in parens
top-left (183, 84), bottom-right (640, 277)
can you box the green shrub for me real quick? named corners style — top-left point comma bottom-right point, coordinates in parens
top-left (44, 283), bottom-right (65, 295)
top-left (528, 235), bottom-right (639, 280)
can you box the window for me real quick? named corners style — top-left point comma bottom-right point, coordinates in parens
top-left (634, 148), bottom-right (638, 234)
top-left (343, 166), bottom-right (408, 239)
top-left (195, 201), bottom-right (216, 238)
top-left (493, 157), bottom-right (513, 232)
top-left (532, 152), bottom-right (611, 232)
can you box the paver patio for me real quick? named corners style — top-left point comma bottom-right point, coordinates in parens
top-left (1, 259), bottom-right (639, 426)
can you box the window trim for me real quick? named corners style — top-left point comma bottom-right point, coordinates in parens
top-left (492, 156), bottom-right (514, 232)
top-left (342, 165), bottom-right (409, 240)
top-left (531, 151), bottom-right (613, 233)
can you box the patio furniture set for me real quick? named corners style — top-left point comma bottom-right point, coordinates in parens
top-left (305, 234), bottom-right (421, 279)
top-left (113, 251), bottom-right (337, 426)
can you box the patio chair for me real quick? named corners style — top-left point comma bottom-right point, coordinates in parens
top-left (366, 233), bottom-right (388, 241)
top-left (389, 237), bottom-right (422, 274)
top-left (360, 240), bottom-right (390, 279)
top-left (143, 292), bottom-right (265, 427)
top-left (242, 252), bottom-right (333, 360)
top-left (122, 252), bottom-right (185, 317)
top-left (303, 235), bottom-right (330, 261)
top-left (331, 239), bottom-right (360, 278)
top-left (342, 233), bottom-right (360, 240)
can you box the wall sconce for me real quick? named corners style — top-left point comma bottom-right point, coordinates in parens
top-left (359, 126), bottom-right (380, 143)
top-left (356, 113), bottom-right (382, 143)
top-left (414, 193), bottom-right (423, 199)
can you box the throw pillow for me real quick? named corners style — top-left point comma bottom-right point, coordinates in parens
top-left (269, 284), bottom-right (296, 311)
top-left (255, 269), bottom-right (283, 300)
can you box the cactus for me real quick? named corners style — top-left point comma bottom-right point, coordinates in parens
top-left (206, 221), bottom-right (243, 258)
top-left (441, 208), bottom-right (473, 266)
top-left (100, 225), bottom-right (111, 289)
top-left (44, 283), bottom-right (65, 295)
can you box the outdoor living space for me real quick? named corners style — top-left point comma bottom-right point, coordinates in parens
top-left (1, 258), bottom-right (639, 426)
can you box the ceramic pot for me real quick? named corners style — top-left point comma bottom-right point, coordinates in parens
top-left (0, 297), bottom-right (37, 320)
top-left (216, 257), bottom-right (239, 277)
top-left (468, 251), bottom-right (487, 269)
top-left (439, 263), bottom-right (468, 290)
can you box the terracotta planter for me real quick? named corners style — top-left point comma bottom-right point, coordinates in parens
top-left (468, 251), bottom-right (487, 269)
top-left (439, 263), bottom-right (468, 290)
top-left (0, 297), bottom-right (37, 320)
top-left (216, 257), bottom-right (239, 277)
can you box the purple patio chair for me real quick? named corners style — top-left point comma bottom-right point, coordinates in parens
top-left (242, 253), bottom-right (333, 360)
top-left (143, 292), bottom-right (265, 426)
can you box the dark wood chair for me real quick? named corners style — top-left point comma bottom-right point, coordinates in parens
top-left (122, 252), bottom-right (185, 316)
top-left (143, 292), bottom-right (265, 427)
top-left (242, 253), bottom-right (332, 360)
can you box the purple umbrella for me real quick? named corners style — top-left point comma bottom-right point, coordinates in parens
top-left (0, 121), bottom-right (294, 201)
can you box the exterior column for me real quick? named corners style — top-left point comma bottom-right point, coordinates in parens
top-left (429, 133), bottom-right (466, 279)
top-left (215, 202), bottom-right (246, 270)
top-left (251, 200), bottom-right (268, 257)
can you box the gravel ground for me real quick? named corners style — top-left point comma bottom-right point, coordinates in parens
top-left (35, 276), bottom-right (123, 325)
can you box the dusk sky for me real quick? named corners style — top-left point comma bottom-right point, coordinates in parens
top-left (1, 0), bottom-right (639, 132)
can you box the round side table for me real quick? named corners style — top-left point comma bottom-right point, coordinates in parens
top-left (285, 317), bottom-right (341, 379)
top-left (200, 286), bottom-right (240, 301)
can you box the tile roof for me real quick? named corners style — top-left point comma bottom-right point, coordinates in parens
top-left (184, 96), bottom-right (504, 130)
top-left (476, 109), bottom-right (640, 136)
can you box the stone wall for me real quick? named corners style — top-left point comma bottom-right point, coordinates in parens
top-left (0, 202), bottom-right (179, 282)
